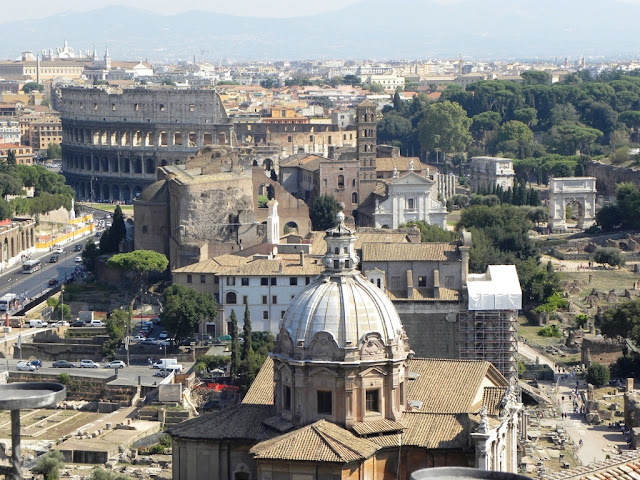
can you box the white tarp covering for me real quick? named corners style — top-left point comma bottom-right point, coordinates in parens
top-left (467, 265), bottom-right (522, 311)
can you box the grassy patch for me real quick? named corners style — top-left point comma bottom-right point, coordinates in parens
top-left (81, 203), bottom-right (134, 214)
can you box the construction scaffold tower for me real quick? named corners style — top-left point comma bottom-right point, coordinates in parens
top-left (463, 265), bottom-right (522, 381)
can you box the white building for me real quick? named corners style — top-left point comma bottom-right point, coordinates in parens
top-left (0, 119), bottom-right (20, 144)
top-left (469, 156), bottom-right (515, 193)
top-left (373, 166), bottom-right (448, 229)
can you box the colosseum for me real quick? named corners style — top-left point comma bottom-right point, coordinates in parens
top-left (59, 86), bottom-right (234, 201)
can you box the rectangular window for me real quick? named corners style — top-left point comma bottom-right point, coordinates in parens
top-left (366, 390), bottom-right (380, 412)
top-left (408, 198), bottom-right (415, 209)
top-left (418, 276), bottom-right (426, 287)
top-left (189, 104), bottom-right (194, 112)
top-left (187, 274), bottom-right (192, 284)
top-left (142, 225), bottom-right (148, 234)
top-left (214, 276), bottom-right (219, 284)
top-left (242, 295), bottom-right (248, 305)
top-left (160, 104), bottom-right (165, 111)
top-left (284, 385), bottom-right (291, 410)
top-left (134, 104), bottom-right (139, 111)
top-left (305, 277), bottom-right (311, 285)
top-left (317, 390), bottom-right (332, 415)
top-left (241, 277), bottom-right (249, 286)
top-left (281, 310), bottom-right (286, 319)
top-left (226, 277), bottom-right (236, 286)
top-left (263, 310), bottom-right (269, 320)
top-left (272, 295), bottom-right (277, 304)
top-left (270, 277), bottom-right (276, 286)
top-left (290, 277), bottom-right (298, 286)
top-left (261, 277), bottom-right (268, 286)
top-left (334, 260), bottom-right (340, 269)
top-left (200, 275), bottom-right (206, 284)
top-left (262, 295), bottom-right (268, 304)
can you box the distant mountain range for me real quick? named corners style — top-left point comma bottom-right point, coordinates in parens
top-left (2, 0), bottom-right (640, 62)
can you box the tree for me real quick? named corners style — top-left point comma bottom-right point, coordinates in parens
top-left (81, 239), bottom-right (100, 273)
top-left (161, 285), bottom-right (217, 343)
top-left (6, 150), bottom-right (16, 166)
top-left (512, 107), bottom-right (538, 127)
top-left (46, 143), bottom-right (62, 160)
top-left (100, 206), bottom-right (126, 253)
top-left (549, 125), bottom-right (602, 155)
top-left (364, 83), bottom-right (385, 94)
top-left (593, 247), bottom-right (625, 268)
top-left (230, 310), bottom-right (240, 379)
top-left (521, 71), bottom-right (550, 86)
top-left (343, 74), bottom-right (361, 86)
top-left (22, 82), bottom-right (44, 93)
top-left (586, 362), bottom-right (610, 387)
top-left (241, 299), bottom-right (252, 361)
top-left (32, 450), bottom-right (64, 480)
top-left (417, 101), bottom-right (472, 157)
top-left (88, 467), bottom-right (131, 480)
top-left (399, 221), bottom-right (457, 242)
top-left (471, 111), bottom-right (501, 141)
top-left (619, 110), bottom-right (640, 142)
top-left (103, 309), bottom-right (129, 360)
top-left (377, 114), bottom-right (412, 145)
top-left (310, 194), bottom-right (341, 231)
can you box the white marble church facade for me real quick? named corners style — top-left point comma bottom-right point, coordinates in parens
top-left (373, 168), bottom-right (448, 229)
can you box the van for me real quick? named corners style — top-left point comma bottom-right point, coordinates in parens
top-left (153, 358), bottom-right (177, 369)
top-left (29, 319), bottom-right (47, 328)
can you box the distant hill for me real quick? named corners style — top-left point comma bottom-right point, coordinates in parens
top-left (2, 1), bottom-right (640, 62)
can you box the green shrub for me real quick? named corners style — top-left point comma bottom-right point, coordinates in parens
top-left (32, 450), bottom-right (64, 480)
top-left (57, 373), bottom-right (70, 385)
top-left (538, 324), bottom-right (562, 338)
top-left (586, 362), bottom-right (610, 386)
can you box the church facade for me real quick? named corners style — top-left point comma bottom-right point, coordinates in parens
top-left (169, 213), bottom-right (522, 480)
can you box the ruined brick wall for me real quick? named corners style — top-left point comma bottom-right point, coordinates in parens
top-left (586, 161), bottom-right (640, 196)
top-left (581, 337), bottom-right (625, 365)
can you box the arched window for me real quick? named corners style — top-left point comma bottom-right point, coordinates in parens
top-left (352, 192), bottom-right (358, 204)
top-left (226, 292), bottom-right (237, 304)
top-left (338, 175), bottom-right (345, 188)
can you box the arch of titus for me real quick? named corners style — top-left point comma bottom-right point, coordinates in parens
top-left (548, 177), bottom-right (597, 232)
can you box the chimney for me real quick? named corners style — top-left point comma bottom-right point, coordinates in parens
top-left (300, 251), bottom-right (305, 267)
top-left (406, 269), bottom-right (414, 298)
top-left (433, 269), bottom-right (440, 300)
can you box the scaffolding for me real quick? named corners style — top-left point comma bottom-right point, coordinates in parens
top-left (459, 309), bottom-right (519, 381)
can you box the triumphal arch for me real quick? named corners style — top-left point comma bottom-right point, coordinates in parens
top-left (548, 177), bottom-right (597, 232)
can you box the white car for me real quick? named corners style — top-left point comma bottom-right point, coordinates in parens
top-left (75, 256), bottom-right (82, 263)
top-left (104, 360), bottom-right (126, 369)
top-left (54, 321), bottom-right (69, 327)
top-left (79, 359), bottom-right (100, 368)
top-left (16, 361), bottom-right (36, 371)
top-left (132, 335), bottom-right (145, 342)
top-left (55, 247), bottom-right (64, 254)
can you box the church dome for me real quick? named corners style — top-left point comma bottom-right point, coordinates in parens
top-left (277, 212), bottom-right (410, 362)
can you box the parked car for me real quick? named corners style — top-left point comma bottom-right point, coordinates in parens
top-left (55, 247), bottom-right (63, 254)
top-left (94, 232), bottom-right (101, 237)
top-left (31, 359), bottom-right (42, 368)
top-left (104, 360), bottom-right (126, 369)
top-left (16, 361), bottom-right (36, 371)
top-left (153, 369), bottom-right (171, 377)
top-left (151, 317), bottom-right (161, 325)
top-left (104, 214), bottom-right (112, 219)
top-left (74, 256), bottom-right (82, 263)
top-left (49, 256), bottom-right (58, 263)
top-left (158, 331), bottom-right (168, 340)
top-left (132, 335), bottom-right (145, 342)
top-left (53, 321), bottom-right (69, 327)
top-left (70, 321), bottom-right (85, 327)
top-left (157, 339), bottom-right (171, 346)
top-left (141, 338), bottom-right (157, 345)
top-left (79, 359), bottom-right (99, 368)
top-left (88, 320), bottom-right (105, 327)
top-left (74, 244), bottom-right (83, 251)
top-left (52, 360), bottom-right (76, 368)
top-left (48, 279), bottom-right (59, 286)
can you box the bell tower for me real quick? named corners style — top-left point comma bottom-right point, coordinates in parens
top-left (356, 100), bottom-right (377, 203)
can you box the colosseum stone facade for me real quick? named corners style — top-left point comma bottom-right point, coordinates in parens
top-left (59, 86), bottom-right (234, 201)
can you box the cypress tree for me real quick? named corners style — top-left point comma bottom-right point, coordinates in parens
top-left (241, 299), bottom-right (252, 361)
top-left (230, 310), bottom-right (240, 379)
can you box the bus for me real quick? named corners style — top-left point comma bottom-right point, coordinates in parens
top-left (22, 259), bottom-right (41, 274)
top-left (0, 293), bottom-right (18, 311)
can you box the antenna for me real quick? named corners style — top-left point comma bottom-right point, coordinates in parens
top-left (200, 50), bottom-right (209, 63)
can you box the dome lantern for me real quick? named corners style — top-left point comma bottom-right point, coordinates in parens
top-left (321, 211), bottom-right (359, 274)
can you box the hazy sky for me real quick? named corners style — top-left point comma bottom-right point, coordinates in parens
top-left (7, 0), bottom-right (363, 22)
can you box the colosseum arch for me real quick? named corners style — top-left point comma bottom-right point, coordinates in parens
top-left (145, 158), bottom-right (155, 174)
top-left (548, 177), bottom-right (597, 233)
top-left (122, 186), bottom-right (132, 202)
top-left (102, 184), bottom-right (110, 200)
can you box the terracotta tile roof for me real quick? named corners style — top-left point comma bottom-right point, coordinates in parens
top-left (376, 157), bottom-right (422, 173)
top-left (406, 357), bottom-right (507, 413)
top-left (242, 357), bottom-right (275, 405)
top-left (482, 386), bottom-right (507, 416)
top-left (351, 419), bottom-right (405, 436)
top-left (401, 412), bottom-right (470, 449)
top-left (308, 231), bottom-right (410, 257)
top-left (172, 254), bottom-right (248, 274)
top-left (541, 451), bottom-right (640, 480)
top-left (386, 286), bottom-right (460, 302)
top-left (221, 254), bottom-right (324, 277)
top-left (361, 242), bottom-right (459, 262)
top-left (250, 420), bottom-right (378, 463)
top-left (169, 403), bottom-right (277, 442)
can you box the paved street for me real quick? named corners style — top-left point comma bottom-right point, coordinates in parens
top-left (519, 342), bottom-right (629, 464)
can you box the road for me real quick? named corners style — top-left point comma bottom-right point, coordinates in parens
top-left (519, 341), bottom-right (629, 464)
top-left (0, 226), bottom-right (103, 311)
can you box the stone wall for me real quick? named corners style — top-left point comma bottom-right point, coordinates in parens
top-left (581, 337), bottom-right (625, 365)
top-left (586, 161), bottom-right (640, 196)
top-left (395, 307), bottom-right (461, 358)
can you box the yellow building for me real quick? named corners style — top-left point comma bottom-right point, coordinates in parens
top-left (28, 115), bottom-right (62, 154)
top-left (0, 143), bottom-right (33, 165)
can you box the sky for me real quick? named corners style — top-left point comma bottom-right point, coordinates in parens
top-left (5, 0), bottom-right (363, 22)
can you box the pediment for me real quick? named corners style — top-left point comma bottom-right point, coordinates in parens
top-left (391, 171), bottom-right (435, 185)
